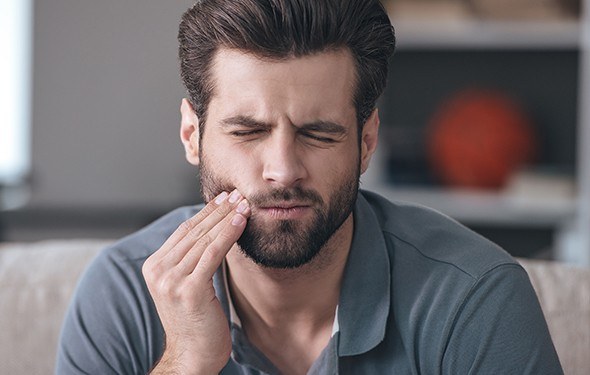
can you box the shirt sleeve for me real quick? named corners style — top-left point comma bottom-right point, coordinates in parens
top-left (55, 248), bottom-right (164, 375)
top-left (442, 264), bottom-right (563, 375)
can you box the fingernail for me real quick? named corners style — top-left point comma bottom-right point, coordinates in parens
top-left (228, 189), bottom-right (241, 203)
top-left (231, 214), bottom-right (245, 226)
top-left (236, 199), bottom-right (249, 214)
top-left (215, 191), bottom-right (228, 205)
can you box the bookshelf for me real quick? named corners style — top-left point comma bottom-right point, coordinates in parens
top-left (366, 1), bottom-right (590, 265)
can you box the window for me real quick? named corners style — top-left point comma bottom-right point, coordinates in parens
top-left (0, 0), bottom-right (32, 186)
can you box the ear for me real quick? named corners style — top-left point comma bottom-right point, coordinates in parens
top-left (360, 109), bottom-right (380, 174)
top-left (180, 98), bottom-right (200, 166)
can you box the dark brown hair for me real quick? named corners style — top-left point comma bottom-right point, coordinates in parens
top-left (178, 0), bottom-right (395, 137)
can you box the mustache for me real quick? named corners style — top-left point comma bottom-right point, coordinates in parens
top-left (247, 187), bottom-right (323, 207)
top-left (200, 169), bottom-right (323, 207)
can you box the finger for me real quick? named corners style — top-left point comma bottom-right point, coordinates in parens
top-left (191, 212), bottom-right (248, 283)
top-left (160, 191), bottom-right (232, 253)
top-left (150, 189), bottom-right (244, 269)
top-left (145, 191), bottom-right (231, 267)
top-left (175, 199), bottom-right (250, 275)
top-left (163, 190), bottom-right (246, 267)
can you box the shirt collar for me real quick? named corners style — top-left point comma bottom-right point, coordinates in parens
top-left (336, 191), bottom-right (391, 356)
top-left (220, 261), bottom-right (341, 337)
top-left (213, 191), bottom-right (392, 357)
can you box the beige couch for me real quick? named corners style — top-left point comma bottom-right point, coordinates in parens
top-left (1, 239), bottom-right (589, 374)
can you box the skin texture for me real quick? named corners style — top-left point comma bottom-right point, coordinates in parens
top-left (143, 190), bottom-right (251, 374)
top-left (199, 133), bottom-right (360, 270)
top-left (144, 47), bottom-right (379, 374)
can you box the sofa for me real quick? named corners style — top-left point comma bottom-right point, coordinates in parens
top-left (1, 239), bottom-right (589, 374)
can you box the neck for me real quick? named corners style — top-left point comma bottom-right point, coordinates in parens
top-left (226, 214), bottom-right (353, 326)
top-left (225, 214), bottom-right (353, 369)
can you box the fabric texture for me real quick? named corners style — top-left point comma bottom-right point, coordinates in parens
top-left (0, 239), bottom-right (110, 375)
top-left (519, 258), bottom-right (590, 375)
top-left (55, 190), bottom-right (563, 374)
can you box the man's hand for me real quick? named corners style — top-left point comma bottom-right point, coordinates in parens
top-left (143, 190), bottom-right (250, 374)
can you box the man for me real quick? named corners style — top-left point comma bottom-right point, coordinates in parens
top-left (57, 0), bottom-right (563, 374)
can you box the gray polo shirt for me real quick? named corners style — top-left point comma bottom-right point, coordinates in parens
top-left (56, 190), bottom-right (562, 374)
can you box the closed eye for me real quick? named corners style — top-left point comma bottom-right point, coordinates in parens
top-left (298, 120), bottom-right (346, 145)
top-left (300, 132), bottom-right (337, 143)
top-left (230, 129), bottom-right (266, 137)
top-left (221, 115), bottom-right (271, 139)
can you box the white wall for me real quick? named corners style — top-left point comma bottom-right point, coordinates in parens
top-left (29, 0), bottom-right (198, 210)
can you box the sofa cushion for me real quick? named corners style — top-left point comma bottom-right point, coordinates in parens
top-left (0, 240), bottom-right (588, 375)
top-left (0, 239), bottom-right (112, 375)
top-left (519, 258), bottom-right (590, 375)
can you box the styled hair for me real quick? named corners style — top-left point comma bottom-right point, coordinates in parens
top-left (178, 0), bottom-right (395, 137)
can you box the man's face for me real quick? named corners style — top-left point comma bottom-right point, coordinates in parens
top-left (182, 48), bottom-right (378, 268)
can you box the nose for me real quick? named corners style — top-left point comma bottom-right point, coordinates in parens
top-left (261, 131), bottom-right (307, 187)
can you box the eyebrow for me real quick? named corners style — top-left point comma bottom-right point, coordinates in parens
top-left (220, 116), bottom-right (270, 129)
top-left (299, 121), bottom-right (347, 135)
top-left (220, 115), bottom-right (347, 135)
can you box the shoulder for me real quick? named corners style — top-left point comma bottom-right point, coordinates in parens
top-left (358, 191), bottom-right (560, 372)
top-left (57, 205), bottom-right (202, 374)
top-left (77, 205), bottom-right (203, 306)
top-left (359, 189), bottom-right (519, 280)
top-left (92, 205), bottom-right (202, 273)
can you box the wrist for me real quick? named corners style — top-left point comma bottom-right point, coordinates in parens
top-left (150, 346), bottom-right (226, 375)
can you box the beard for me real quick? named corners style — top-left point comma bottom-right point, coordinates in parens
top-left (199, 155), bottom-right (359, 269)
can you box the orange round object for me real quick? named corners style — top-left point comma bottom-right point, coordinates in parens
top-left (428, 89), bottom-right (537, 189)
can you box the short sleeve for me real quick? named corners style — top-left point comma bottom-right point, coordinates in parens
top-left (55, 248), bottom-right (164, 375)
top-left (442, 264), bottom-right (563, 374)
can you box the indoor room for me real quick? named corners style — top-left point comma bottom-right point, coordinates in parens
top-left (1, 0), bottom-right (588, 373)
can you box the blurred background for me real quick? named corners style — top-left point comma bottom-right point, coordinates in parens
top-left (1, 0), bottom-right (589, 266)
top-left (1, 0), bottom-right (198, 240)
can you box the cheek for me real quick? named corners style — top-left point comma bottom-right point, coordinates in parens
top-left (318, 144), bottom-right (360, 172)
top-left (313, 152), bottom-right (359, 190)
top-left (206, 145), bottom-right (258, 183)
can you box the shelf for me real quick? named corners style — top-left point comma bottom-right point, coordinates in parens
top-left (392, 19), bottom-right (581, 50)
top-left (377, 0), bottom-right (590, 265)
top-left (367, 184), bottom-right (577, 227)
